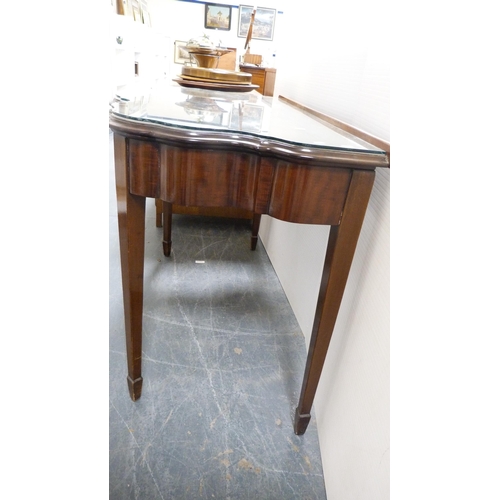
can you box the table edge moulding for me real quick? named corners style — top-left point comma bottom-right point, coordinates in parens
top-left (109, 88), bottom-right (389, 436)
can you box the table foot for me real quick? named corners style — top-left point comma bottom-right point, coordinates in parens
top-left (162, 240), bottom-right (172, 257)
top-left (250, 235), bottom-right (258, 251)
top-left (294, 407), bottom-right (311, 435)
top-left (127, 376), bottom-right (143, 401)
top-left (251, 214), bottom-right (261, 251)
top-left (163, 201), bottom-right (172, 257)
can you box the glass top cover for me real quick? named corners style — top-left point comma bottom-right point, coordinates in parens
top-left (110, 80), bottom-right (384, 154)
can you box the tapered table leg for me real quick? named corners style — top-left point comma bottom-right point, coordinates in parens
top-left (155, 199), bottom-right (163, 227)
top-left (114, 134), bottom-right (146, 402)
top-left (162, 201), bottom-right (172, 257)
top-left (294, 170), bottom-right (375, 435)
top-left (155, 198), bottom-right (172, 256)
top-left (251, 214), bottom-right (261, 250)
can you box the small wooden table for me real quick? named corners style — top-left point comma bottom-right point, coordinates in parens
top-left (109, 82), bottom-right (389, 434)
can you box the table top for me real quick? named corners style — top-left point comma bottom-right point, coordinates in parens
top-left (110, 80), bottom-right (386, 158)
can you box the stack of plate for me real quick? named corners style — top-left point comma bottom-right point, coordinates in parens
top-left (174, 67), bottom-right (259, 93)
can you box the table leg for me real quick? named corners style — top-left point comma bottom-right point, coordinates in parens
top-left (114, 134), bottom-right (146, 401)
top-left (162, 201), bottom-right (172, 257)
top-left (155, 198), bottom-right (163, 227)
top-left (294, 170), bottom-right (375, 435)
top-left (251, 214), bottom-right (261, 250)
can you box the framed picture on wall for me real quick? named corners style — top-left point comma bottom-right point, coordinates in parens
top-left (204, 3), bottom-right (232, 31)
top-left (140, 1), bottom-right (151, 26)
top-left (117, 0), bottom-right (133, 17)
top-left (238, 5), bottom-right (276, 41)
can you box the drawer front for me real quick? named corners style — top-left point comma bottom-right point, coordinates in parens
top-left (250, 73), bottom-right (265, 93)
top-left (240, 66), bottom-right (265, 94)
top-left (268, 161), bottom-right (352, 225)
top-left (161, 146), bottom-right (260, 211)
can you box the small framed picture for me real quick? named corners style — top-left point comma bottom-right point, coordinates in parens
top-left (139, 1), bottom-right (151, 26)
top-left (174, 41), bottom-right (193, 65)
top-left (205, 3), bottom-right (232, 31)
top-left (238, 5), bottom-right (276, 41)
top-left (117, 0), bottom-right (132, 16)
top-left (130, 0), bottom-right (141, 21)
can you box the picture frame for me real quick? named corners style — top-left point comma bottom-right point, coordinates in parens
top-left (204, 3), bottom-right (232, 31)
top-left (139, 1), bottom-right (151, 26)
top-left (174, 41), bottom-right (193, 65)
top-left (130, 0), bottom-right (141, 22)
top-left (117, 0), bottom-right (132, 17)
top-left (238, 5), bottom-right (276, 41)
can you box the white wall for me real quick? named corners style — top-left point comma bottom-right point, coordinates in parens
top-left (148, 0), bottom-right (285, 78)
top-left (259, 1), bottom-right (390, 499)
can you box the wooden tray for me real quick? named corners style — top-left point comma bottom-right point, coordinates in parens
top-left (177, 74), bottom-right (252, 85)
top-left (181, 66), bottom-right (252, 84)
top-left (173, 78), bottom-right (258, 93)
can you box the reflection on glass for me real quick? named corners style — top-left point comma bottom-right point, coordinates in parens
top-left (229, 102), bottom-right (264, 133)
top-left (173, 89), bottom-right (264, 132)
top-left (112, 94), bottom-right (150, 117)
top-left (110, 81), bottom-right (384, 153)
top-left (176, 96), bottom-right (227, 125)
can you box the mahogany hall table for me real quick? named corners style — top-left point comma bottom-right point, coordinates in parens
top-left (109, 81), bottom-right (389, 435)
